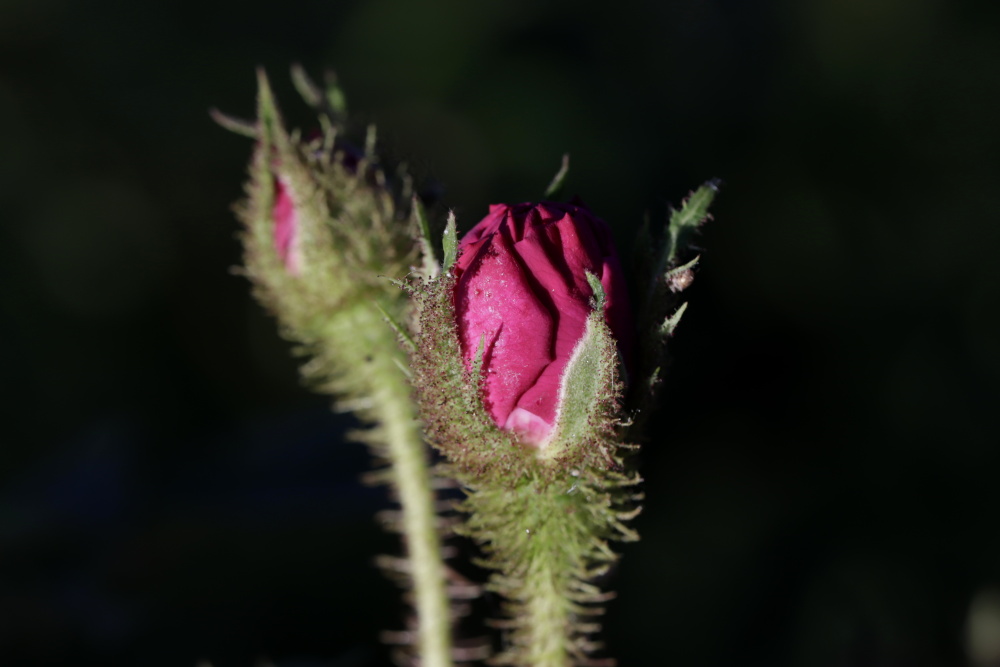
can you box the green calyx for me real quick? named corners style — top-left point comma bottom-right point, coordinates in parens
top-left (408, 272), bottom-right (521, 481)
top-left (409, 270), bottom-right (631, 484)
top-left (235, 69), bottom-right (417, 343)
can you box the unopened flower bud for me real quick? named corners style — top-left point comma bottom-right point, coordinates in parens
top-left (452, 201), bottom-right (633, 446)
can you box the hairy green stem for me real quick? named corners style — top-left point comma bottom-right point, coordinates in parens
top-left (518, 491), bottom-right (576, 667)
top-left (524, 549), bottom-right (573, 663)
top-left (379, 366), bottom-right (452, 667)
top-left (471, 481), bottom-right (608, 667)
top-left (346, 305), bottom-right (454, 667)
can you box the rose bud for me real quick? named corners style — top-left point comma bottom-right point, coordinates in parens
top-left (452, 201), bottom-right (633, 447)
top-left (272, 176), bottom-right (302, 275)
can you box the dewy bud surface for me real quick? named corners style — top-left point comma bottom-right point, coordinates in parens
top-left (453, 201), bottom-right (633, 447)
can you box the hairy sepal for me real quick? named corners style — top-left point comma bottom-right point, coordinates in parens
top-left (540, 273), bottom-right (623, 472)
top-left (409, 273), bottom-right (523, 482)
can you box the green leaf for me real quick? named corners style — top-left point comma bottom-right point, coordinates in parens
top-left (442, 210), bottom-right (458, 272)
top-left (255, 68), bottom-right (281, 134)
top-left (664, 179), bottom-right (720, 266)
top-left (670, 179), bottom-right (719, 230)
top-left (660, 301), bottom-right (688, 337)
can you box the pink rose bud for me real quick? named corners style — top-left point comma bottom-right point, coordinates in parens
top-left (272, 176), bottom-right (302, 275)
top-left (453, 201), bottom-right (633, 447)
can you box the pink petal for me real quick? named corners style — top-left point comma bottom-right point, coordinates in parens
top-left (454, 223), bottom-right (554, 430)
top-left (273, 178), bottom-right (302, 275)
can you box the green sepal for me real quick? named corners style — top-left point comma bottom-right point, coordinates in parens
top-left (543, 153), bottom-right (570, 199)
top-left (540, 274), bottom-right (622, 469)
top-left (586, 271), bottom-right (605, 311)
top-left (209, 108), bottom-right (257, 138)
top-left (411, 196), bottom-right (440, 280)
top-left (290, 62), bottom-right (324, 110)
top-left (441, 210), bottom-right (458, 273)
top-left (237, 71), bottom-right (289, 299)
top-left (660, 301), bottom-right (688, 337)
top-left (409, 274), bottom-right (522, 481)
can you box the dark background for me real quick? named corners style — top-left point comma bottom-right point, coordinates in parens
top-left (2, 0), bottom-right (999, 665)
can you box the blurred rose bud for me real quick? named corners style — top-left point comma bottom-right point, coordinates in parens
top-left (452, 201), bottom-right (632, 446)
top-left (272, 177), bottom-right (302, 275)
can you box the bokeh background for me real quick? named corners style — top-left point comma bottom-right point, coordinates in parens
top-left (2, 0), bottom-right (999, 665)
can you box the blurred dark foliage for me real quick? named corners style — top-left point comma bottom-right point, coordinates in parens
top-left (2, 0), bottom-right (999, 665)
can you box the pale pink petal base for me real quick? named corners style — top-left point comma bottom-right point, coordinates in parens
top-left (503, 408), bottom-right (553, 447)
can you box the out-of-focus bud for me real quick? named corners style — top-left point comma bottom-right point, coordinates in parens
top-left (451, 201), bottom-right (632, 447)
top-left (272, 177), bottom-right (302, 275)
top-left (225, 69), bottom-right (418, 343)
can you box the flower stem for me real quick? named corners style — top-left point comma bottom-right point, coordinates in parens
top-left (518, 490), bottom-right (576, 667)
top-left (523, 534), bottom-right (574, 665)
top-left (364, 305), bottom-right (453, 667)
top-left (470, 481), bottom-right (607, 667)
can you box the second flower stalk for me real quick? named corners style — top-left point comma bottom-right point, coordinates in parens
top-left (409, 200), bottom-right (643, 667)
